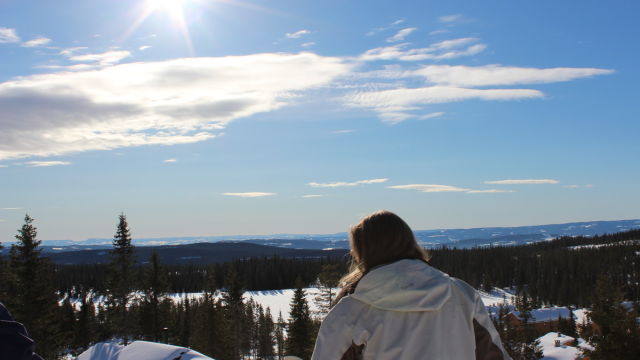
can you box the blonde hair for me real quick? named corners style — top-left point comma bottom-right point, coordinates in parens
top-left (335, 210), bottom-right (430, 303)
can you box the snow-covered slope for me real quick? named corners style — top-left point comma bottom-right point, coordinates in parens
top-left (77, 340), bottom-right (212, 360)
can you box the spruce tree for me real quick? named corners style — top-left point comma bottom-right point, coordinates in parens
top-left (141, 251), bottom-right (169, 342)
top-left (73, 292), bottom-right (98, 353)
top-left (221, 265), bottom-right (245, 360)
top-left (583, 276), bottom-right (640, 359)
top-left (514, 291), bottom-right (544, 360)
top-left (8, 214), bottom-right (62, 359)
top-left (106, 213), bottom-right (136, 344)
top-left (286, 278), bottom-right (314, 360)
top-left (275, 311), bottom-right (286, 360)
top-left (313, 263), bottom-right (341, 316)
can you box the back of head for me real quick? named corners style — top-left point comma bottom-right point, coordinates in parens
top-left (336, 210), bottom-right (429, 302)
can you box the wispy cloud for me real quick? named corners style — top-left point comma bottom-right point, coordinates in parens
top-left (418, 112), bottom-right (444, 120)
top-left (301, 42), bottom-right (315, 48)
top-left (346, 86), bottom-right (542, 124)
top-left (386, 27), bottom-right (417, 43)
top-left (360, 38), bottom-right (486, 62)
top-left (564, 184), bottom-right (594, 189)
top-left (367, 19), bottom-right (405, 36)
top-left (466, 189), bottom-right (515, 194)
top-left (0, 165), bottom-right (7, 168)
top-left (331, 129), bottom-right (355, 134)
top-left (139, 45), bottom-right (151, 51)
top-left (69, 50), bottom-right (132, 65)
top-left (302, 194), bottom-right (323, 198)
top-left (413, 65), bottom-right (615, 87)
top-left (439, 14), bottom-right (464, 23)
top-left (223, 192), bottom-right (275, 197)
top-left (1, 207), bottom-right (23, 210)
top-left (286, 30), bottom-right (311, 39)
top-left (0, 27), bottom-right (20, 43)
top-left (21, 37), bottom-right (51, 48)
top-left (308, 178), bottom-right (388, 188)
top-left (485, 179), bottom-right (559, 185)
top-left (163, 158), bottom-right (177, 163)
top-left (388, 184), bottom-right (469, 192)
top-left (25, 161), bottom-right (71, 167)
top-left (389, 184), bottom-right (515, 194)
top-left (59, 46), bottom-right (88, 56)
top-left (0, 52), bottom-right (352, 160)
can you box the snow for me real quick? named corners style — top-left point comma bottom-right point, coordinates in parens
top-left (538, 332), bottom-right (579, 360)
top-left (510, 306), bottom-right (572, 323)
top-left (77, 340), bottom-right (212, 360)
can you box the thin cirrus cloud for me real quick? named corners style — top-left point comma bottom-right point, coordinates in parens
top-left (308, 178), bottom-right (388, 188)
top-left (346, 86), bottom-right (543, 124)
top-left (360, 37), bottom-right (486, 62)
top-left (223, 192), bottom-right (275, 198)
top-left (0, 52), bottom-right (352, 160)
top-left (485, 179), bottom-right (559, 185)
top-left (69, 50), bottom-right (132, 65)
top-left (25, 161), bottom-right (71, 167)
top-left (413, 65), bottom-right (615, 87)
top-left (286, 30), bottom-right (311, 39)
top-left (388, 184), bottom-right (514, 194)
top-left (0, 27), bottom-right (20, 43)
top-left (302, 194), bottom-right (323, 198)
top-left (386, 27), bottom-right (417, 43)
top-left (439, 14), bottom-right (465, 23)
top-left (21, 37), bottom-right (51, 48)
top-left (163, 158), bottom-right (177, 163)
top-left (348, 35), bottom-right (612, 123)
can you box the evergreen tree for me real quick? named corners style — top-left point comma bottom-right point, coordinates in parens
top-left (286, 278), bottom-right (314, 360)
top-left (257, 306), bottom-right (276, 359)
top-left (275, 311), bottom-right (286, 360)
top-left (313, 263), bottom-right (341, 316)
top-left (140, 251), bottom-right (169, 342)
top-left (8, 214), bottom-right (62, 359)
top-left (106, 213), bottom-right (136, 344)
top-left (583, 276), bottom-right (640, 359)
top-left (73, 292), bottom-right (98, 353)
top-left (513, 291), bottom-right (544, 360)
top-left (220, 265), bottom-right (245, 360)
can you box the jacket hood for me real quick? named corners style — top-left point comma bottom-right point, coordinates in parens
top-left (349, 259), bottom-right (452, 312)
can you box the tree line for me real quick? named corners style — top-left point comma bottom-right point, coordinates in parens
top-left (1, 214), bottom-right (639, 359)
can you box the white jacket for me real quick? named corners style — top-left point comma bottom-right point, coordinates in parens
top-left (312, 259), bottom-right (510, 360)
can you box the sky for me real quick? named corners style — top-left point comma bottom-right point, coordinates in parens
top-left (1, 0), bottom-right (639, 241)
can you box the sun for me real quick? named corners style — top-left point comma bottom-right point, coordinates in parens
top-left (146, 0), bottom-right (187, 19)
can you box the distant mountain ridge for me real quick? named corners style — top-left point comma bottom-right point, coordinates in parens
top-left (34, 219), bottom-right (640, 251)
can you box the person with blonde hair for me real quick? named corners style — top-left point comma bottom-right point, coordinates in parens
top-left (312, 210), bottom-right (510, 360)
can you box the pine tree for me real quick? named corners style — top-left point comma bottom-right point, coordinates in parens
top-left (313, 263), bottom-right (341, 316)
top-left (73, 292), bottom-right (98, 353)
top-left (257, 306), bottom-right (276, 359)
top-left (514, 291), bottom-right (544, 360)
top-left (286, 277), bottom-right (314, 360)
top-left (221, 265), bottom-right (245, 360)
top-left (140, 251), bottom-right (169, 342)
top-left (8, 214), bottom-right (62, 359)
top-left (275, 311), bottom-right (286, 360)
top-left (583, 276), bottom-right (640, 359)
top-left (106, 213), bottom-right (136, 344)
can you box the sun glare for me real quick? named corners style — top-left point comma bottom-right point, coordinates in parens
top-left (147, 0), bottom-right (186, 18)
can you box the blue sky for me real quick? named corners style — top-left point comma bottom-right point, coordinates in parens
top-left (1, 0), bottom-right (638, 241)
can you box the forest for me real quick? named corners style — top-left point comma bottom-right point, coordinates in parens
top-left (1, 214), bottom-right (639, 359)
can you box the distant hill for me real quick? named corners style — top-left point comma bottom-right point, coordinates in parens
top-left (27, 219), bottom-right (640, 252)
top-left (45, 241), bottom-right (349, 265)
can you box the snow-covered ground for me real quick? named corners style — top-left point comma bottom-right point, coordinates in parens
top-left (537, 332), bottom-right (593, 360)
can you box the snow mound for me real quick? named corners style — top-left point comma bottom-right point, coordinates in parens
top-left (77, 340), bottom-right (213, 360)
top-left (538, 332), bottom-right (579, 360)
